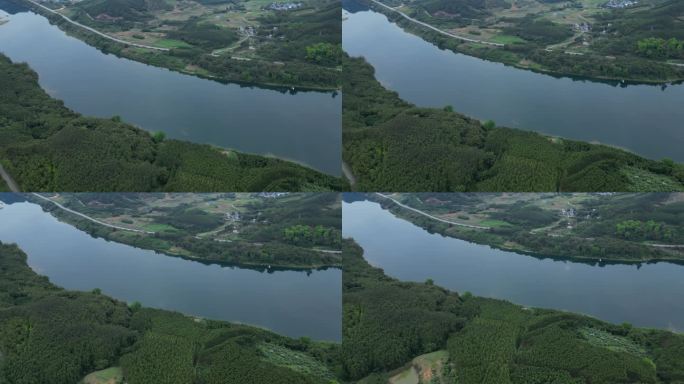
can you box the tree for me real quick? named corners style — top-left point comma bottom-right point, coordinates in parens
top-left (152, 131), bottom-right (166, 143)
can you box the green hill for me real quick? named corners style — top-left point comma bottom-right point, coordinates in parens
top-left (0, 54), bottom-right (347, 192)
top-left (341, 239), bottom-right (684, 383)
top-left (0, 243), bottom-right (340, 384)
top-left (342, 54), bottom-right (684, 192)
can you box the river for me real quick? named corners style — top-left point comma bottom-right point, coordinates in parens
top-left (0, 195), bottom-right (342, 341)
top-left (343, 0), bottom-right (684, 162)
top-left (0, 1), bottom-right (341, 175)
top-left (343, 198), bottom-right (684, 332)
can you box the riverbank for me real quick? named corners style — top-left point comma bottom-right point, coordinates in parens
top-left (0, 53), bottom-right (347, 191)
top-left (0, 243), bottom-right (341, 384)
top-left (27, 193), bottom-right (343, 271)
top-left (342, 54), bottom-right (684, 192)
top-left (368, 193), bottom-right (684, 265)
top-left (341, 239), bottom-right (684, 383)
top-left (16, 0), bottom-right (341, 92)
top-left (356, 0), bottom-right (684, 85)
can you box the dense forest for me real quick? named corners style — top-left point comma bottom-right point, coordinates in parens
top-left (342, 55), bottom-right (684, 192)
top-left (368, 193), bottom-right (684, 264)
top-left (361, 0), bottom-right (684, 83)
top-left (341, 239), bottom-right (684, 383)
top-left (32, 193), bottom-right (342, 269)
top-left (0, 243), bottom-right (341, 384)
top-left (0, 54), bottom-right (347, 192)
top-left (22, 0), bottom-right (341, 90)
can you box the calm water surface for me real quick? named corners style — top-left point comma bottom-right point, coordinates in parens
top-left (0, 197), bottom-right (342, 341)
top-left (0, 2), bottom-right (340, 175)
top-left (343, 0), bottom-right (684, 162)
top-left (343, 199), bottom-right (684, 332)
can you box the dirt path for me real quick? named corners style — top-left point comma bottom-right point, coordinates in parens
top-left (375, 193), bottom-right (491, 230)
top-left (25, 0), bottom-right (169, 51)
top-left (0, 163), bottom-right (20, 193)
top-left (342, 161), bottom-right (356, 187)
top-left (646, 243), bottom-right (684, 248)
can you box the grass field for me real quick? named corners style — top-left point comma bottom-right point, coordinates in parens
top-left (80, 367), bottom-right (123, 384)
top-left (623, 167), bottom-right (684, 192)
top-left (490, 34), bottom-right (526, 44)
top-left (142, 223), bottom-right (181, 233)
top-left (478, 219), bottom-right (512, 228)
top-left (258, 343), bottom-right (337, 382)
top-left (580, 327), bottom-right (648, 358)
top-left (154, 39), bottom-right (193, 49)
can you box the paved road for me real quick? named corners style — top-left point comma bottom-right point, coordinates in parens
top-left (0, 164), bottom-right (20, 193)
top-left (369, 0), bottom-right (504, 47)
top-left (375, 193), bottom-right (491, 230)
top-left (25, 0), bottom-right (169, 51)
top-left (31, 193), bottom-right (156, 234)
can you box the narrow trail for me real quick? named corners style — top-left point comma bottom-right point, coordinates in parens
top-left (315, 249), bottom-right (343, 254)
top-left (31, 193), bottom-right (156, 234)
top-left (375, 193), bottom-right (491, 230)
top-left (646, 243), bottom-right (684, 249)
top-left (25, 0), bottom-right (169, 51)
top-left (368, 0), bottom-right (504, 47)
top-left (0, 164), bottom-right (20, 193)
top-left (342, 161), bottom-right (356, 187)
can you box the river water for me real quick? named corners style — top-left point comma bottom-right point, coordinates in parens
top-left (0, 1), bottom-right (341, 175)
top-left (343, 0), bottom-right (684, 162)
top-left (0, 195), bottom-right (342, 341)
top-left (343, 199), bottom-right (684, 332)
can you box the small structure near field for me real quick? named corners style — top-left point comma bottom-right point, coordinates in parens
top-left (267, 2), bottom-right (302, 11)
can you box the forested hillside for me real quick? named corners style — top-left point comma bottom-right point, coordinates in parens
top-left (341, 240), bottom-right (684, 383)
top-left (0, 243), bottom-right (341, 384)
top-left (342, 55), bottom-right (684, 192)
top-left (368, 193), bottom-right (684, 264)
top-left (0, 54), bottom-right (347, 192)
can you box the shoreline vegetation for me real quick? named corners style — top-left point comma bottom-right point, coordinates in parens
top-left (14, 0), bottom-right (341, 91)
top-left (342, 54), bottom-right (684, 192)
top-left (365, 192), bottom-right (684, 265)
top-left (0, 243), bottom-right (341, 384)
top-left (26, 192), bottom-right (343, 270)
top-left (341, 239), bottom-right (684, 383)
top-left (0, 54), bottom-right (348, 192)
top-left (353, 0), bottom-right (684, 85)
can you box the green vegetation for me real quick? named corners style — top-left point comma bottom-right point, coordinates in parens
top-left (259, 342), bottom-right (338, 381)
top-left (0, 243), bottom-right (340, 384)
top-left (283, 224), bottom-right (341, 247)
top-left (361, 0), bottom-right (684, 83)
top-left (342, 55), bottom-right (684, 192)
top-left (369, 193), bottom-right (684, 264)
top-left (32, 193), bottom-right (342, 269)
top-left (24, 0), bottom-right (341, 89)
top-left (0, 54), bottom-right (347, 192)
top-left (341, 239), bottom-right (684, 383)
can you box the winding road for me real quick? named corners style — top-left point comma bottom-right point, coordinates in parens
top-left (31, 193), bottom-right (156, 234)
top-left (375, 193), bottom-right (491, 230)
top-left (368, 0), bottom-right (504, 47)
top-left (25, 0), bottom-right (169, 51)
